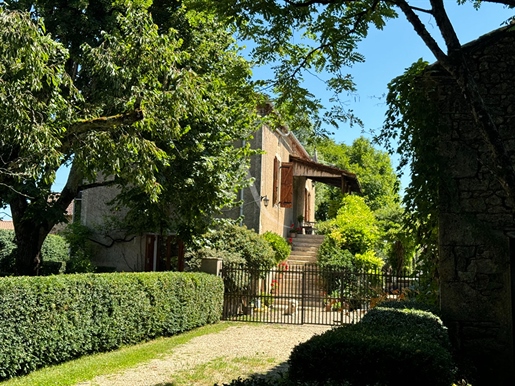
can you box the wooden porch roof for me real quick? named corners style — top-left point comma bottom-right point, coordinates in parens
top-left (289, 155), bottom-right (361, 194)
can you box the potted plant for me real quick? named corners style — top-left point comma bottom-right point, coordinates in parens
top-left (289, 223), bottom-right (297, 237)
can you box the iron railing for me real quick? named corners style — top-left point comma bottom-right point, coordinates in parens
top-left (222, 263), bottom-right (420, 325)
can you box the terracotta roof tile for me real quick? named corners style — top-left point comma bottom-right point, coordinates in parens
top-left (0, 221), bottom-right (14, 230)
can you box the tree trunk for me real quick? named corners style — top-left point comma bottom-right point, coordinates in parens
top-left (9, 163), bottom-right (85, 275)
top-left (13, 224), bottom-right (49, 276)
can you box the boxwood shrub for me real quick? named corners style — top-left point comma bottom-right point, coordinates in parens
top-left (360, 306), bottom-right (451, 350)
top-left (288, 307), bottom-right (454, 386)
top-left (0, 271), bottom-right (223, 380)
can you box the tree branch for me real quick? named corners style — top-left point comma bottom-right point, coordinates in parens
top-left (409, 5), bottom-right (433, 15)
top-left (394, 0), bottom-right (447, 62)
top-left (88, 234), bottom-right (136, 248)
top-left (284, 0), bottom-right (338, 6)
top-left (78, 179), bottom-right (118, 191)
top-left (480, 0), bottom-right (515, 6)
top-left (429, 0), bottom-right (461, 53)
top-left (289, 0), bottom-right (381, 80)
top-left (59, 109), bottom-right (143, 153)
top-left (68, 109), bottom-right (143, 136)
top-left (396, 0), bottom-right (515, 203)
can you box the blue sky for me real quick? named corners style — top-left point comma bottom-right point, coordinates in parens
top-left (324, 1), bottom-right (513, 143)
top-left (1, 2), bottom-right (513, 220)
top-left (277, 1), bottom-right (514, 190)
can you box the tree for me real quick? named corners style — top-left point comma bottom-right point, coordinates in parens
top-left (315, 136), bottom-right (399, 216)
top-left (195, 0), bottom-right (515, 204)
top-left (313, 136), bottom-right (416, 271)
top-left (317, 195), bottom-right (384, 270)
top-left (0, 1), bottom-right (258, 275)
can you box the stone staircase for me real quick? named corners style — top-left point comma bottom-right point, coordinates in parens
top-left (288, 234), bottom-right (325, 266)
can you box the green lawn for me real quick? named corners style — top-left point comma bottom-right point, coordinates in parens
top-left (2, 323), bottom-right (236, 386)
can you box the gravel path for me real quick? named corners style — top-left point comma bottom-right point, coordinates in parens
top-left (79, 323), bottom-right (331, 386)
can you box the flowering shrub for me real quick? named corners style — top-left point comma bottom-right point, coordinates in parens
top-left (278, 261), bottom-right (289, 272)
top-left (289, 224), bottom-right (302, 233)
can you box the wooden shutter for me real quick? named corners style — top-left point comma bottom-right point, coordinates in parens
top-left (273, 157), bottom-right (279, 205)
top-left (280, 162), bottom-right (293, 208)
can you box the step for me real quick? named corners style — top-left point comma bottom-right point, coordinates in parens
top-left (289, 253), bottom-right (317, 260)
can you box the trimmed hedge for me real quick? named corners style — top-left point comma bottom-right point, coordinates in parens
top-left (288, 306), bottom-right (454, 386)
top-left (360, 306), bottom-right (451, 350)
top-left (0, 271), bottom-right (223, 380)
top-left (289, 324), bottom-right (453, 386)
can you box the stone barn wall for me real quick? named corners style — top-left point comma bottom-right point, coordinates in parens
top-left (430, 27), bottom-right (515, 385)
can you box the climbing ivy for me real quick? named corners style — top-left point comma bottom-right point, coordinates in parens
top-left (377, 59), bottom-right (443, 300)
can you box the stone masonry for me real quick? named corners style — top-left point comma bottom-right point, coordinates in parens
top-left (427, 26), bottom-right (515, 385)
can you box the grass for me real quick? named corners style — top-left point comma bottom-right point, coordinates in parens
top-left (1, 322), bottom-right (235, 386)
top-left (168, 355), bottom-right (285, 386)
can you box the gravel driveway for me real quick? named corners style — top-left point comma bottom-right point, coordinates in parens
top-left (79, 323), bottom-right (331, 386)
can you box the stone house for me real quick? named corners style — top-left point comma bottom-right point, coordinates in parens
top-left (79, 119), bottom-right (360, 273)
top-left (424, 26), bottom-right (515, 384)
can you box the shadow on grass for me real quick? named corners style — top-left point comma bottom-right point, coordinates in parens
top-left (151, 360), bottom-right (291, 386)
top-left (214, 360), bottom-right (290, 386)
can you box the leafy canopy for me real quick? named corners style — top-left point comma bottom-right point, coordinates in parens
top-left (0, 0), bottom-right (259, 273)
top-left (315, 136), bottom-right (400, 218)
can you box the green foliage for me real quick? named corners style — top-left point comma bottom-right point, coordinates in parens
top-left (317, 196), bottom-right (382, 271)
top-left (316, 137), bottom-right (401, 214)
top-left (0, 230), bottom-right (15, 274)
top-left (288, 313), bottom-right (454, 386)
top-left (378, 58), bottom-right (442, 295)
top-left (317, 238), bottom-right (354, 270)
top-left (354, 250), bottom-right (384, 272)
top-left (375, 204), bottom-right (417, 274)
top-left (60, 223), bottom-right (96, 273)
top-left (0, 271), bottom-right (223, 380)
top-left (185, 246), bottom-right (244, 272)
top-left (40, 234), bottom-right (69, 263)
top-left (262, 231), bottom-right (291, 264)
top-left (0, 230), bottom-right (72, 275)
top-left (361, 306), bottom-right (451, 350)
top-left (0, 1), bottom-right (258, 273)
top-left (203, 224), bottom-right (276, 271)
top-left (193, 0), bottom-right (397, 138)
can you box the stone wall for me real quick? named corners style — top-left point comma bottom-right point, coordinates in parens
top-left (431, 27), bottom-right (515, 384)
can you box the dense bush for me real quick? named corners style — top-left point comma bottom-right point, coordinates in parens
top-left (60, 223), bottom-right (96, 273)
top-left (376, 298), bottom-right (440, 315)
top-left (360, 306), bottom-right (451, 350)
top-left (0, 230), bottom-right (72, 275)
top-left (288, 322), bottom-right (453, 386)
top-left (185, 247), bottom-right (243, 272)
top-left (0, 271), bottom-right (223, 380)
top-left (288, 304), bottom-right (453, 386)
top-left (317, 195), bottom-right (380, 256)
top-left (0, 230), bottom-right (16, 274)
top-left (262, 231), bottom-right (291, 264)
top-left (204, 224), bottom-right (276, 270)
top-left (41, 234), bottom-right (70, 263)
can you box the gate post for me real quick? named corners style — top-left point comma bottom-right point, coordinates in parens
top-left (200, 258), bottom-right (223, 276)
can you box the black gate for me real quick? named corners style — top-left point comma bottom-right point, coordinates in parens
top-left (221, 263), bottom-right (419, 325)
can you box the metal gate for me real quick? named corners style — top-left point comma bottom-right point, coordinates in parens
top-left (221, 263), bottom-right (419, 325)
